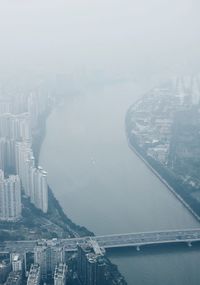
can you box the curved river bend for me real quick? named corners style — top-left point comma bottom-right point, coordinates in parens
top-left (40, 82), bottom-right (200, 285)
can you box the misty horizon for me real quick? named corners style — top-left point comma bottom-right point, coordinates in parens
top-left (0, 0), bottom-right (200, 82)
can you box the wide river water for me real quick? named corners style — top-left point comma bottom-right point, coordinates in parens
top-left (40, 80), bottom-right (200, 285)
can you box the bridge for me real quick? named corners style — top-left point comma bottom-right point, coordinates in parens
top-left (1, 228), bottom-right (200, 254)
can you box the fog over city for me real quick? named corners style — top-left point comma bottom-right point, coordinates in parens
top-left (0, 0), bottom-right (200, 81)
top-left (1, 1), bottom-right (200, 285)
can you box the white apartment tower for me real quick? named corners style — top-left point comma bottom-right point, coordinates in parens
top-left (0, 138), bottom-right (16, 173)
top-left (15, 142), bottom-right (48, 214)
top-left (0, 172), bottom-right (21, 221)
top-left (0, 113), bottom-right (31, 142)
top-left (31, 167), bottom-right (48, 213)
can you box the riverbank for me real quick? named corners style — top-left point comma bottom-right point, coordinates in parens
top-left (0, 99), bottom-right (128, 284)
top-left (127, 136), bottom-right (200, 223)
top-left (125, 109), bottom-right (200, 225)
top-left (0, 104), bottom-right (94, 240)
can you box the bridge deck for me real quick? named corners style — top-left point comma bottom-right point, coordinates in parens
top-left (1, 228), bottom-right (200, 253)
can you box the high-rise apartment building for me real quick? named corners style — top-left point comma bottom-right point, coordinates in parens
top-left (11, 254), bottom-right (23, 272)
top-left (77, 240), bottom-right (107, 285)
top-left (0, 172), bottom-right (21, 221)
top-left (0, 113), bottom-right (31, 142)
top-left (15, 142), bottom-right (48, 213)
top-left (32, 167), bottom-right (48, 213)
top-left (0, 138), bottom-right (6, 171)
top-left (15, 141), bottom-right (33, 195)
top-left (54, 263), bottom-right (67, 285)
top-left (0, 98), bottom-right (11, 114)
top-left (0, 138), bottom-right (16, 173)
top-left (34, 240), bottom-right (64, 282)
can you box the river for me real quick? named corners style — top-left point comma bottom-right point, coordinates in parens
top-left (40, 80), bottom-right (200, 285)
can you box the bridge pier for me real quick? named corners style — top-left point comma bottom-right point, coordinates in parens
top-left (136, 246), bottom-right (140, 251)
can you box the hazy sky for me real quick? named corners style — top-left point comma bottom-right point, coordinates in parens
top-left (0, 0), bottom-right (199, 79)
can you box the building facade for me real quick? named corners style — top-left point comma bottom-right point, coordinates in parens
top-left (15, 142), bottom-right (48, 213)
top-left (54, 263), bottom-right (67, 285)
top-left (77, 241), bottom-right (107, 285)
top-left (0, 171), bottom-right (21, 221)
top-left (34, 240), bottom-right (64, 282)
